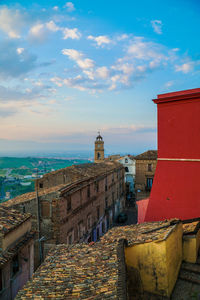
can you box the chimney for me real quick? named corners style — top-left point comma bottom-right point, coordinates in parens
top-left (144, 88), bottom-right (200, 221)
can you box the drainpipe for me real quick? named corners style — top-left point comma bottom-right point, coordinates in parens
top-left (35, 179), bottom-right (43, 264)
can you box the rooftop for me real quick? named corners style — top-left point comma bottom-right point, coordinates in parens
top-left (16, 240), bottom-right (127, 299)
top-left (0, 206), bottom-right (31, 235)
top-left (134, 150), bottom-right (157, 160)
top-left (101, 219), bottom-right (180, 246)
top-left (40, 161), bottom-right (122, 180)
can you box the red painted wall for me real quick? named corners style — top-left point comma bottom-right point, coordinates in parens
top-left (144, 88), bottom-right (200, 221)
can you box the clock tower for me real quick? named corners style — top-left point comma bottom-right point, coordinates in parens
top-left (94, 132), bottom-right (104, 163)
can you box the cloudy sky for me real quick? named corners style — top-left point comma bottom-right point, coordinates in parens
top-left (0, 0), bottom-right (200, 155)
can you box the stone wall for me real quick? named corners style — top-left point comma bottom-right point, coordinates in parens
top-left (135, 159), bottom-right (157, 200)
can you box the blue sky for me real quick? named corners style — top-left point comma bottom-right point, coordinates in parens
top-left (0, 0), bottom-right (199, 155)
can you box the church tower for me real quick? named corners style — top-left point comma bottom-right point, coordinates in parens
top-left (94, 132), bottom-right (104, 163)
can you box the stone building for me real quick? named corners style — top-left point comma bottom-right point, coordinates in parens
top-left (3, 162), bottom-right (125, 268)
top-left (0, 206), bottom-right (34, 300)
top-left (134, 150), bottom-right (157, 200)
top-left (94, 132), bottom-right (104, 163)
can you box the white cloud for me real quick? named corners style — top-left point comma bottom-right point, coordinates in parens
top-left (29, 23), bottom-right (48, 42)
top-left (53, 6), bottom-right (59, 11)
top-left (87, 35), bottom-right (112, 47)
top-left (96, 67), bottom-right (109, 79)
top-left (46, 21), bottom-right (60, 32)
top-left (62, 28), bottom-right (81, 40)
top-left (0, 7), bottom-right (26, 38)
top-left (151, 20), bottom-right (162, 35)
top-left (175, 62), bottom-right (194, 73)
top-left (16, 48), bottom-right (24, 55)
top-left (62, 49), bottom-right (94, 69)
top-left (64, 2), bottom-right (75, 12)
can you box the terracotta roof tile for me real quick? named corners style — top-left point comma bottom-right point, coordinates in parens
top-left (16, 241), bottom-right (127, 299)
top-left (0, 206), bottom-right (31, 235)
top-left (134, 150), bottom-right (157, 160)
top-left (101, 219), bottom-right (180, 246)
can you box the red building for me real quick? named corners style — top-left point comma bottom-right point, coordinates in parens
top-left (138, 88), bottom-right (200, 222)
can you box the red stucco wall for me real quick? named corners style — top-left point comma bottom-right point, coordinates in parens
top-left (144, 88), bottom-right (200, 221)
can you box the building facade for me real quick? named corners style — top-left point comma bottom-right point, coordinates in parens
top-left (134, 150), bottom-right (157, 200)
top-left (0, 207), bottom-right (34, 300)
top-left (117, 155), bottom-right (136, 199)
top-left (94, 133), bottom-right (104, 163)
top-left (3, 162), bottom-right (125, 267)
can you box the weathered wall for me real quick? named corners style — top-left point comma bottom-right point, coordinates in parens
top-left (135, 159), bottom-right (157, 199)
top-left (0, 239), bottom-right (34, 300)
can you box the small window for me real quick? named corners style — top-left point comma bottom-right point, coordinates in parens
top-left (148, 164), bottom-right (152, 172)
top-left (67, 198), bottom-right (71, 212)
top-left (125, 158), bottom-right (128, 163)
top-left (105, 177), bottom-right (108, 191)
top-left (97, 152), bottom-right (101, 160)
top-left (12, 255), bottom-right (19, 277)
top-left (125, 167), bottom-right (129, 172)
top-left (39, 183), bottom-right (43, 189)
top-left (105, 197), bottom-right (108, 208)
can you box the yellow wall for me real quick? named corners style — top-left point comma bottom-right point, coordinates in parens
top-left (3, 219), bottom-right (31, 251)
top-left (125, 223), bottom-right (182, 297)
top-left (183, 229), bottom-right (200, 263)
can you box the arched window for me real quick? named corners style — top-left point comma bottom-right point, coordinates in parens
top-left (97, 152), bottom-right (101, 159)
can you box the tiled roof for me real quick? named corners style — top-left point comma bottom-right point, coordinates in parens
top-left (16, 241), bottom-right (127, 299)
top-left (4, 161), bottom-right (123, 207)
top-left (134, 150), bottom-right (157, 160)
top-left (0, 206), bottom-right (31, 235)
top-left (0, 231), bottom-right (34, 267)
top-left (3, 184), bottom-right (67, 207)
top-left (101, 219), bottom-right (180, 246)
top-left (183, 221), bottom-right (200, 235)
top-left (40, 161), bottom-right (123, 180)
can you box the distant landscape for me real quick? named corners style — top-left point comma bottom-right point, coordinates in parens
top-left (0, 157), bottom-right (90, 202)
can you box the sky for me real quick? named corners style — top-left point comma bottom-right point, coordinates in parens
top-left (0, 0), bottom-right (200, 156)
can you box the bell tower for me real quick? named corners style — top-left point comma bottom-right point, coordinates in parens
top-left (94, 132), bottom-right (104, 163)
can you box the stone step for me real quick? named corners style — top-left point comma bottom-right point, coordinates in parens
top-left (181, 261), bottom-right (200, 274)
top-left (179, 269), bottom-right (200, 284)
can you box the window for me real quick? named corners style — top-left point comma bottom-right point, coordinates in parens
top-left (105, 177), bottom-right (108, 191)
top-left (148, 164), bottom-right (152, 172)
top-left (95, 181), bottom-right (99, 192)
top-left (39, 183), bottom-right (43, 189)
top-left (112, 192), bottom-right (115, 205)
top-left (125, 167), bottom-right (129, 172)
top-left (105, 197), bottom-right (108, 208)
top-left (125, 158), bottom-right (128, 163)
top-left (147, 178), bottom-right (153, 188)
top-left (67, 198), bottom-right (71, 212)
top-left (12, 255), bottom-right (19, 277)
top-left (112, 173), bottom-right (114, 183)
top-left (97, 152), bottom-right (101, 160)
